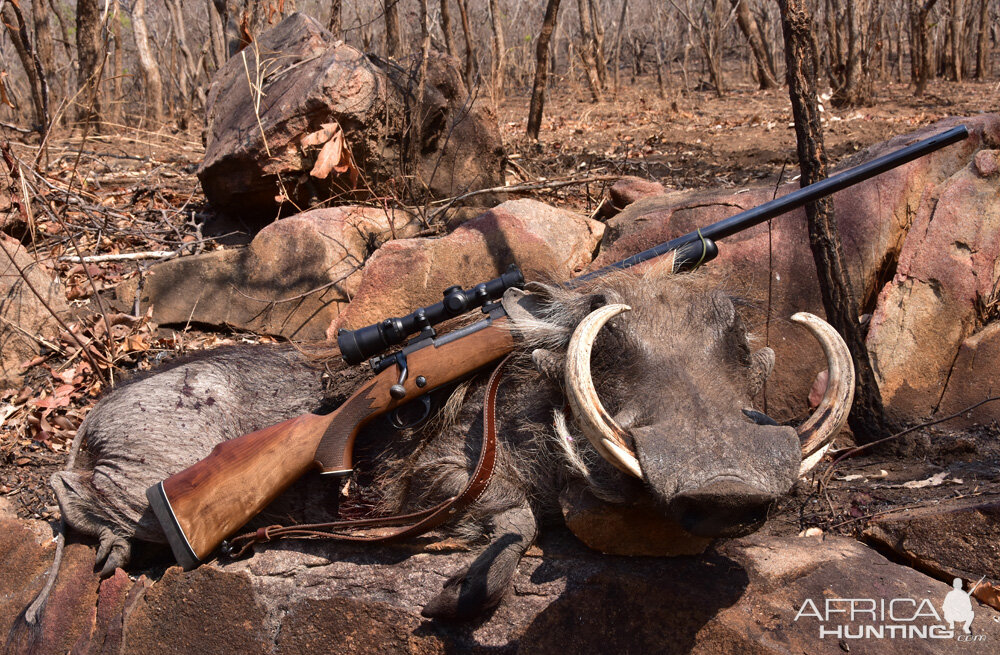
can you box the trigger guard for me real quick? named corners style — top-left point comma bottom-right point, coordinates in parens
top-left (390, 395), bottom-right (433, 430)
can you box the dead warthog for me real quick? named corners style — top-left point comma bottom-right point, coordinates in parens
top-left (43, 268), bottom-right (851, 620)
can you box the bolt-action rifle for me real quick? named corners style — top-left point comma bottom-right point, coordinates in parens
top-left (147, 125), bottom-right (968, 569)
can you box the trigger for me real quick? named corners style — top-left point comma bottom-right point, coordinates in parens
top-left (390, 395), bottom-right (433, 430)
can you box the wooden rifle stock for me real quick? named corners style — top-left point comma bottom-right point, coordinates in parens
top-left (147, 317), bottom-right (515, 568)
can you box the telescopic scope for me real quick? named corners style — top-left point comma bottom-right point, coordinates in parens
top-left (337, 264), bottom-right (524, 364)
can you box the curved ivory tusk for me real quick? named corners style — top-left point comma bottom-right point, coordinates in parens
top-left (564, 304), bottom-right (644, 479)
top-left (791, 312), bottom-right (855, 475)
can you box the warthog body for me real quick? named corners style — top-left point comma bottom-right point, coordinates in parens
top-left (50, 268), bottom-right (850, 618)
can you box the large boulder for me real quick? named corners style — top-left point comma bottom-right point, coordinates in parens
top-left (198, 12), bottom-right (505, 220)
top-left (866, 148), bottom-right (1000, 421)
top-left (594, 115), bottom-right (1000, 424)
top-left (328, 199), bottom-right (605, 336)
top-left (116, 206), bottom-right (420, 339)
top-left (0, 235), bottom-right (69, 385)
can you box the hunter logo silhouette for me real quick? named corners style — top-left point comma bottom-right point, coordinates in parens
top-left (942, 576), bottom-right (984, 634)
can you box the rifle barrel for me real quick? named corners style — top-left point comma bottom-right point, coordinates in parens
top-left (574, 124), bottom-right (968, 284)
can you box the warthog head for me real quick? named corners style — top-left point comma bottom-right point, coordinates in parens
top-left (505, 268), bottom-right (852, 538)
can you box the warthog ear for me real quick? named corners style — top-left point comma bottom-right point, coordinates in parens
top-left (748, 347), bottom-right (775, 397)
top-left (501, 287), bottom-right (547, 323)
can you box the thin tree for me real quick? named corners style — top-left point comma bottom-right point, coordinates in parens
top-left (75, 0), bottom-right (104, 130)
top-left (777, 0), bottom-right (890, 443)
top-left (440, 0), bottom-right (457, 59)
top-left (612, 0), bottom-right (629, 94)
top-left (974, 0), bottom-right (990, 79)
top-left (455, 0), bottom-right (476, 88)
top-left (385, 0), bottom-right (402, 58)
top-left (31, 0), bottom-right (55, 106)
top-left (947, 0), bottom-right (963, 81)
top-left (909, 0), bottom-right (939, 96)
top-left (576, 0), bottom-right (604, 101)
top-left (328, 0), bottom-right (342, 35)
top-left (132, 0), bottom-right (164, 122)
top-left (1, 0), bottom-right (48, 132)
top-left (527, 0), bottom-right (563, 140)
top-left (731, 0), bottom-right (779, 89)
top-left (488, 0), bottom-right (507, 98)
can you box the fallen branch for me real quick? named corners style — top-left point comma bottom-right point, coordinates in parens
top-left (59, 250), bottom-right (178, 263)
top-left (430, 174), bottom-right (620, 207)
top-left (818, 396), bottom-right (1000, 490)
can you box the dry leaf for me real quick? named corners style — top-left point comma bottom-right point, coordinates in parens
top-left (302, 121), bottom-right (360, 186)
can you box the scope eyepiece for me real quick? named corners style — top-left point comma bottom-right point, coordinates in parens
top-left (337, 264), bottom-right (524, 365)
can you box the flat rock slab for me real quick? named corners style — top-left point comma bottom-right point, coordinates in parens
top-left (5, 492), bottom-right (999, 654)
top-left (116, 206), bottom-right (419, 339)
top-left (863, 494), bottom-right (1000, 611)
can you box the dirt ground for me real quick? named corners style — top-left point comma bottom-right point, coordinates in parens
top-left (1, 74), bottom-right (998, 546)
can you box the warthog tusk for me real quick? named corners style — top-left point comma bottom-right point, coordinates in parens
top-left (564, 304), bottom-right (644, 479)
top-left (791, 312), bottom-right (855, 476)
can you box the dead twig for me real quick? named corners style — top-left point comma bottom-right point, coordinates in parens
top-left (59, 250), bottom-right (178, 263)
top-left (818, 396), bottom-right (1000, 490)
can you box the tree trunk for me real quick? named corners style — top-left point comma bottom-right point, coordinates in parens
top-left (207, 0), bottom-right (227, 70)
top-left (910, 0), bottom-right (939, 96)
top-left (384, 0), bottom-right (402, 58)
top-left (440, 0), bottom-right (457, 59)
top-left (455, 0), bottom-right (476, 88)
top-left (974, 0), bottom-right (990, 78)
top-left (948, 0), bottom-right (963, 81)
top-left (589, 0), bottom-right (608, 88)
top-left (706, 0), bottom-right (727, 96)
top-left (777, 0), bottom-right (890, 443)
top-left (109, 0), bottom-right (123, 123)
top-left (576, 0), bottom-right (604, 101)
top-left (527, 0), bottom-right (563, 140)
top-left (75, 0), bottom-right (104, 129)
top-left (166, 0), bottom-right (205, 121)
top-left (31, 0), bottom-right (54, 95)
top-left (328, 0), bottom-right (342, 35)
top-left (488, 0), bottom-right (507, 98)
top-left (654, 44), bottom-right (667, 99)
top-left (832, 0), bottom-right (872, 106)
top-left (612, 0), bottom-right (628, 94)
top-left (1, 2), bottom-right (48, 131)
top-left (732, 0), bottom-right (779, 89)
top-left (132, 0), bottom-right (164, 122)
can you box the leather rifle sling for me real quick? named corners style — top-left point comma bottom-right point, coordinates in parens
top-left (225, 355), bottom-right (512, 557)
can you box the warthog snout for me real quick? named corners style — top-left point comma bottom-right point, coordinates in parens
top-left (630, 419), bottom-right (802, 537)
top-left (669, 479), bottom-right (774, 537)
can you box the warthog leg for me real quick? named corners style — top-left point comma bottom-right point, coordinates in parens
top-left (51, 470), bottom-right (134, 576)
top-left (421, 504), bottom-right (538, 619)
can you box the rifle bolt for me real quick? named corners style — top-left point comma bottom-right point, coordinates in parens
top-left (390, 384), bottom-right (406, 399)
top-left (416, 376), bottom-right (426, 388)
